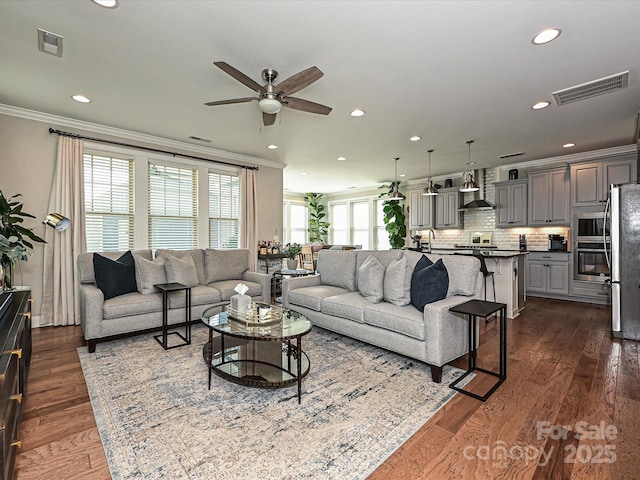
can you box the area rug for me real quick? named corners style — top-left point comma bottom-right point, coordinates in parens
top-left (78, 325), bottom-right (464, 480)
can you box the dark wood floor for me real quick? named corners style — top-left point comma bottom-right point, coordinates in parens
top-left (14, 297), bottom-right (640, 479)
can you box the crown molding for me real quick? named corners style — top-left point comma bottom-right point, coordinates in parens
top-left (499, 144), bottom-right (638, 172)
top-left (0, 103), bottom-right (285, 170)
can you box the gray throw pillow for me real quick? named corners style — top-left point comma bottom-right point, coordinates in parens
top-left (133, 255), bottom-right (166, 294)
top-left (164, 254), bottom-right (199, 287)
top-left (383, 256), bottom-right (410, 306)
top-left (358, 255), bottom-right (385, 303)
top-left (204, 249), bottom-right (249, 284)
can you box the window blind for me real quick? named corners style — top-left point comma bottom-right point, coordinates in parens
top-left (83, 152), bottom-right (134, 252)
top-left (148, 162), bottom-right (198, 251)
top-left (208, 172), bottom-right (239, 248)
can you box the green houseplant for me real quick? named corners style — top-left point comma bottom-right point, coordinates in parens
top-left (0, 191), bottom-right (46, 288)
top-left (305, 193), bottom-right (329, 244)
top-left (284, 243), bottom-right (302, 269)
top-left (378, 182), bottom-right (407, 249)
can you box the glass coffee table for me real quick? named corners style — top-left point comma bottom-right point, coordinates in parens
top-left (201, 303), bottom-right (312, 403)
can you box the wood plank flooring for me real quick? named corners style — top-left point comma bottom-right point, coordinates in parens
top-left (14, 297), bottom-right (640, 479)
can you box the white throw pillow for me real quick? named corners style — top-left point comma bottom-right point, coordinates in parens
top-left (164, 254), bottom-right (199, 287)
top-left (358, 255), bottom-right (385, 303)
top-left (133, 255), bottom-right (166, 294)
top-left (383, 256), bottom-right (410, 306)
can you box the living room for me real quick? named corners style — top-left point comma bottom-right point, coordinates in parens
top-left (1, 1), bottom-right (640, 479)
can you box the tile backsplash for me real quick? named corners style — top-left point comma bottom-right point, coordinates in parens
top-left (414, 167), bottom-right (571, 251)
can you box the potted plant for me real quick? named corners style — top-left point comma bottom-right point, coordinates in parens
top-left (0, 191), bottom-right (46, 289)
top-left (378, 182), bottom-right (407, 249)
top-left (284, 243), bottom-right (302, 269)
top-left (305, 193), bottom-right (329, 244)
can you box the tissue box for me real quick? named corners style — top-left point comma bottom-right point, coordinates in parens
top-left (230, 294), bottom-right (251, 314)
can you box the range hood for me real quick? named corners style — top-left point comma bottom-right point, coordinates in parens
top-left (458, 169), bottom-right (495, 211)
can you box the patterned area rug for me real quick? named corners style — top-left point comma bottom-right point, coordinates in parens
top-left (78, 325), bottom-right (463, 480)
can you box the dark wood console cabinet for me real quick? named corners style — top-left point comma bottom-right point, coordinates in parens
top-left (0, 289), bottom-right (32, 480)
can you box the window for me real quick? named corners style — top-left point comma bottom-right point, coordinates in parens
top-left (83, 152), bottom-right (134, 252)
top-left (330, 203), bottom-right (348, 244)
top-left (289, 203), bottom-right (308, 244)
top-left (148, 162), bottom-right (198, 250)
top-left (376, 199), bottom-right (391, 250)
top-left (351, 201), bottom-right (369, 249)
top-left (209, 172), bottom-right (239, 248)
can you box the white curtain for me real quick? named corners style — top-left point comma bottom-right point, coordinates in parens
top-left (241, 168), bottom-right (258, 272)
top-left (41, 136), bottom-right (86, 326)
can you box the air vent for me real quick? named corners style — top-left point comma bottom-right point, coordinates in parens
top-left (188, 135), bottom-right (212, 143)
top-left (37, 28), bottom-right (63, 57)
top-left (553, 71), bottom-right (629, 106)
top-left (498, 152), bottom-right (524, 159)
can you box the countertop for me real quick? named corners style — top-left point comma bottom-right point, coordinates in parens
top-left (425, 248), bottom-right (527, 258)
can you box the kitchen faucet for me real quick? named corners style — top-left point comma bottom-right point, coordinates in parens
top-left (428, 229), bottom-right (435, 253)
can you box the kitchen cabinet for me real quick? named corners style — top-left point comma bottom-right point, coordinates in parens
top-left (528, 167), bottom-right (570, 225)
top-left (495, 179), bottom-right (527, 227)
top-left (570, 158), bottom-right (637, 207)
top-left (526, 252), bottom-right (569, 296)
top-left (408, 189), bottom-right (434, 230)
top-left (434, 187), bottom-right (463, 229)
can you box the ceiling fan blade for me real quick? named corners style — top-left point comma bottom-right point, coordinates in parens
top-left (282, 97), bottom-right (332, 115)
top-left (213, 61), bottom-right (264, 93)
top-left (275, 66), bottom-right (323, 96)
top-left (262, 112), bottom-right (277, 126)
top-left (204, 97), bottom-right (257, 106)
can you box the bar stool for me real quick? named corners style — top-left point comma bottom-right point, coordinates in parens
top-left (475, 254), bottom-right (496, 302)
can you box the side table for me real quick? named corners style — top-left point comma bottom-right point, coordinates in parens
top-left (272, 269), bottom-right (312, 304)
top-left (448, 299), bottom-right (507, 401)
top-left (153, 282), bottom-right (191, 350)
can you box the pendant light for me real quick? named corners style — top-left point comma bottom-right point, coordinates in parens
top-left (422, 149), bottom-right (439, 196)
top-left (388, 157), bottom-right (406, 201)
top-left (460, 140), bottom-right (480, 192)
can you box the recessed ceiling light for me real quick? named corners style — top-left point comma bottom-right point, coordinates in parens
top-left (563, 143), bottom-right (576, 148)
top-left (531, 101), bottom-right (550, 110)
top-left (350, 109), bottom-right (366, 117)
top-left (336, 156), bottom-right (346, 161)
top-left (71, 94), bottom-right (91, 103)
top-left (409, 136), bottom-right (421, 142)
top-left (399, 174), bottom-right (406, 178)
top-left (92, 0), bottom-right (119, 8)
top-left (532, 28), bottom-right (561, 45)
top-left (267, 144), bottom-right (278, 149)
top-left (465, 161), bottom-right (476, 165)
top-left (300, 172), bottom-right (309, 176)
top-left (346, 185), bottom-right (356, 189)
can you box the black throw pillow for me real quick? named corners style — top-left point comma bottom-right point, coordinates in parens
top-left (93, 251), bottom-right (137, 300)
top-left (411, 256), bottom-right (449, 312)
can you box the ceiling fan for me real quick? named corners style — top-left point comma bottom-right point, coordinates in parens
top-left (205, 62), bottom-right (332, 126)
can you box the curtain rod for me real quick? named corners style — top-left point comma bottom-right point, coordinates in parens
top-left (48, 128), bottom-right (259, 171)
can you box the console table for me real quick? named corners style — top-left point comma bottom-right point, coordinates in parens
top-left (0, 288), bottom-right (32, 480)
top-left (448, 299), bottom-right (507, 401)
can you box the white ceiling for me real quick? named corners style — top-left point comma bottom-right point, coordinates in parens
top-left (1, 1), bottom-right (639, 194)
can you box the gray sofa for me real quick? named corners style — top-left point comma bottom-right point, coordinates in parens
top-left (77, 248), bottom-right (271, 352)
top-left (282, 249), bottom-right (483, 382)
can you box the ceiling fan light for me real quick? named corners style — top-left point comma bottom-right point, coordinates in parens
top-left (258, 97), bottom-right (281, 114)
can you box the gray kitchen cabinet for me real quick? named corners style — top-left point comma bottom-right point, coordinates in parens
top-left (570, 158), bottom-right (637, 207)
top-left (528, 167), bottom-right (570, 225)
top-left (408, 189), bottom-right (434, 230)
top-left (526, 252), bottom-right (569, 296)
top-left (495, 179), bottom-right (527, 228)
top-left (435, 187), bottom-right (463, 229)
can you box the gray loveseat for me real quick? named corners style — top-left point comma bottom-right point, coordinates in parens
top-left (77, 248), bottom-right (271, 352)
top-left (282, 249), bottom-right (483, 382)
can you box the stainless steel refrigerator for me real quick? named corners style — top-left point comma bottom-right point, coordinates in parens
top-left (606, 183), bottom-right (640, 340)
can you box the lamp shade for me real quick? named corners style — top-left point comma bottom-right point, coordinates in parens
top-left (43, 213), bottom-right (70, 231)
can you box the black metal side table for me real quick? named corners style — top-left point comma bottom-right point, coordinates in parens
top-left (153, 282), bottom-right (191, 350)
top-left (448, 299), bottom-right (507, 401)
top-left (271, 269), bottom-right (312, 304)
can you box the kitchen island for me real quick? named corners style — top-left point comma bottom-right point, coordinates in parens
top-left (428, 248), bottom-right (527, 319)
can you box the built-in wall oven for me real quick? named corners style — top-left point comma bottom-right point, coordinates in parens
top-left (573, 212), bottom-right (610, 282)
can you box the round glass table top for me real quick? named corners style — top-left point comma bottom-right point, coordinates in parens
top-left (202, 303), bottom-right (312, 341)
